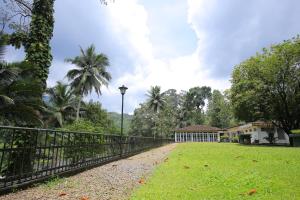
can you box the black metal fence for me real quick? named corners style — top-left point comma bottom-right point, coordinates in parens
top-left (0, 126), bottom-right (172, 193)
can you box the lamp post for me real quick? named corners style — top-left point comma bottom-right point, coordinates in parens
top-left (119, 85), bottom-right (128, 137)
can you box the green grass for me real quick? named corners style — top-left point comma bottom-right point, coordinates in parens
top-left (131, 143), bottom-right (300, 200)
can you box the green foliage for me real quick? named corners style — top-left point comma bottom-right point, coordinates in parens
top-left (232, 136), bottom-right (239, 143)
top-left (61, 101), bottom-right (118, 134)
top-left (65, 44), bottom-right (111, 121)
top-left (4, 0), bottom-right (55, 88)
top-left (146, 86), bottom-right (166, 113)
top-left (0, 61), bottom-right (44, 126)
top-left (207, 90), bottom-right (232, 128)
top-left (130, 86), bottom-right (212, 137)
top-left (131, 143), bottom-right (300, 200)
top-left (61, 120), bottom-right (103, 133)
top-left (179, 86), bottom-right (211, 127)
top-left (108, 112), bottom-right (133, 135)
top-left (25, 0), bottom-right (55, 87)
top-left (231, 36), bottom-right (300, 136)
top-left (129, 103), bottom-right (155, 137)
top-left (81, 101), bottom-right (119, 134)
top-left (220, 135), bottom-right (229, 142)
top-left (45, 81), bottom-right (76, 127)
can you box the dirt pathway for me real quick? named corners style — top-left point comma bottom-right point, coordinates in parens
top-left (0, 143), bottom-right (177, 200)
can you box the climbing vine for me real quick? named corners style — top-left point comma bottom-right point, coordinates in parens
top-left (25, 0), bottom-right (55, 88)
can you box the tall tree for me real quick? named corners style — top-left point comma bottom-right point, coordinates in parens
top-left (231, 36), bottom-right (300, 145)
top-left (180, 86), bottom-right (212, 126)
top-left (2, 0), bottom-right (54, 89)
top-left (129, 103), bottom-right (156, 137)
top-left (146, 86), bottom-right (166, 137)
top-left (25, 0), bottom-right (54, 88)
top-left (146, 86), bottom-right (166, 113)
top-left (45, 81), bottom-right (76, 127)
top-left (207, 90), bottom-right (231, 128)
top-left (0, 61), bottom-right (43, 126)
top-left (66, 45), bottom-right (111, 121)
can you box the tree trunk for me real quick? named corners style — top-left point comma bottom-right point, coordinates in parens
top-left (25, 0), bottom-right (55, 89)
top-left (76, 96), bottom-right (82, 121)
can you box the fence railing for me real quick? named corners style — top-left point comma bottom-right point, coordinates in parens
top-left (0, 126), bottom-right (172, 193)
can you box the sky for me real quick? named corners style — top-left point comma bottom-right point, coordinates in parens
top-left (5, 0), bottom-right (300, 114)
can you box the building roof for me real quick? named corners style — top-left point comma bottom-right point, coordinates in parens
top-left (175, 125), bottom-right (223, 133)
top-left (226, 121), bottom-right (274, 132)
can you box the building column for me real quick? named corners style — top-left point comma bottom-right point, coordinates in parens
top-left (175, 133), bottom-right (177, 142)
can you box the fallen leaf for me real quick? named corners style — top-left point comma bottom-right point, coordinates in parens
top-left (81, 196), bottom-right (89, 200)
top-left (138, 178), bottom-right (145, 184)
top-left (248, 189), bottom-right (257, 195)
top-left (112, 164), bottom-right (117, 167)
top-left (204, 164), bottom-right (209, 167)
top-left (184, 165), bottom-right (190, 169)
top-left (252, 160), bottom-right (258, 162)
top-left (59, 192), bottom-right (67, 197)
top-left (164, 158), bottom-right (169, 162)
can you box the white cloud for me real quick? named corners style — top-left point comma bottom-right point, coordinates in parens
top-left (99, 0), bottom-right (230, 113)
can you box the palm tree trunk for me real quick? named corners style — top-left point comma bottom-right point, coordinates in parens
top-left (76, 95), bottom-right (82, 121)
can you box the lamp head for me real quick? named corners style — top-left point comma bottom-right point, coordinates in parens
top-left (119, 85), bottom-right (128, 95)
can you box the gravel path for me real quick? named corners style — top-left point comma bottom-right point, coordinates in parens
top-left (0, 143), bottom-right (177, 200)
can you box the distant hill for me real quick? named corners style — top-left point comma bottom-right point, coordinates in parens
top-left (108, 112), bottom-right (133, 135)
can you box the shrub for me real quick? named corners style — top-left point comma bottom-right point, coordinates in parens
top-left (60, 120), bottom-right (104, 133)
top-left (232, 136), bottom-right (239, 143)
top-left (220, 135), bottom-right (230, 142)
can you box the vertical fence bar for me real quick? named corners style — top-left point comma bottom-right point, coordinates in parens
top-left (0, 126), bottom-right (172, 193)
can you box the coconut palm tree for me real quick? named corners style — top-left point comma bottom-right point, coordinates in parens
top-left (45, 81), bottom-right (76, 127)
top-left (65, 44), bottom-right (111, 121)
top-left (0, 62), bottom-right (44, 126)
top-left (146, 86), bottom-right (166, 138)
top-left (146, 86), bottom-right (166, 113)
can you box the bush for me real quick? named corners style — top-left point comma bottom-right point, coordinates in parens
top-left (220, 135), bottom-right (230, 142)
top-left (60, 120), bottom-right (105, 133)
top-left (232, 136), bottom-right (239, 143)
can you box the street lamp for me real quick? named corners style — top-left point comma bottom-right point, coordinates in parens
top-left (119, 85), bottom-right (128, 137)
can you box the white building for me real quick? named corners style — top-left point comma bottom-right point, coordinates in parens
top-left (174, 125), bottom-right (224, 143)
top-left (226, 121), bottom-right (289, 144)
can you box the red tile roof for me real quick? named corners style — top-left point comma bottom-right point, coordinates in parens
top-left (175, 125), bottom-right (222, 133)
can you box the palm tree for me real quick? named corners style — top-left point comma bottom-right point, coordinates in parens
top-left (0, 62), bottom-right (44, 126)
top-left (45, 81), bottom-right (76, 127)
top-left (65, 45), bottom-right (111, 121)
top-left (0, 63), bottom-right (18, 108)
top-left (146, 86), bottom-right (166, 138)
top-left (146, 86), bottom-right (166, 113)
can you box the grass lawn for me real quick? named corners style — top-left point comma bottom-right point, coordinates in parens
top-left (131, 143), bottom-right (300, 200)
